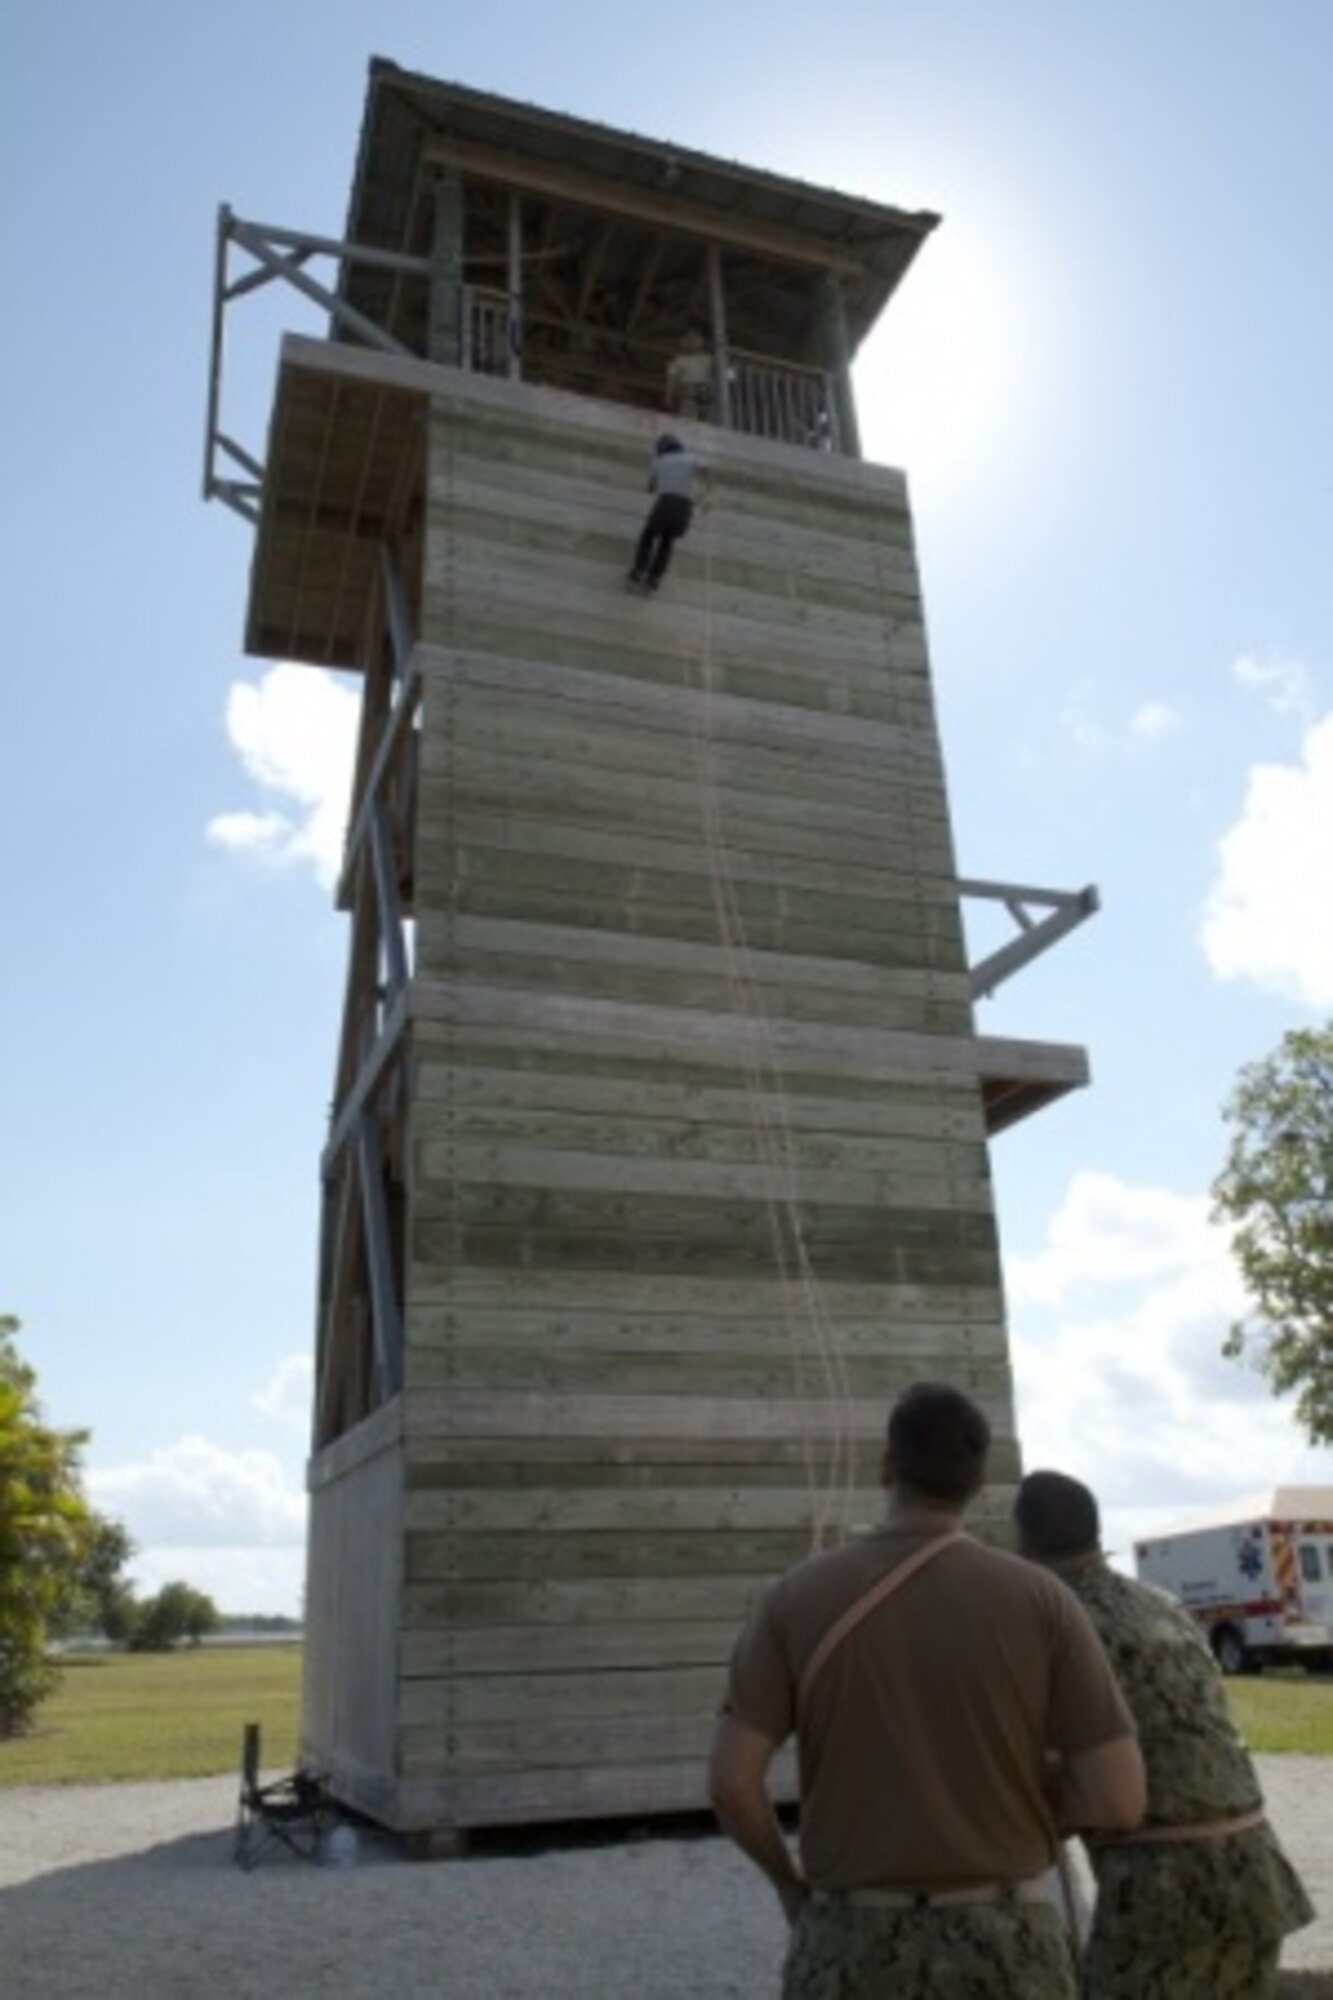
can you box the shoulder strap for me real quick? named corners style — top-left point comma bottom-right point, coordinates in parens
top-left (797, 1531), bottom-right (965, 1716)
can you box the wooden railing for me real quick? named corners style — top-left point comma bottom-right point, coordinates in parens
top-left (461, 286), bottom-right (516, 377)
top-left (729, 351), bottom-right (840, 451)
top-left (455, 289), bottom-right (840, 449)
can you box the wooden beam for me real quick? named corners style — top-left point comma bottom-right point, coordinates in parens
top-left (357, 1111), bottom-right (404, 1399)
top-left (708, 243), bottom-right (733, 428)
top-left (323, 984), bottom-right (410, 1170)
top-left (315, 1156), bottom-right (363, 1444)
top-left (422, 136), bottom-right (868, 278)
top-left (337, 664), bottom-right (421, 908)
top-left (507, 192), bottom-right (524, 380)
top-left (231, 219), bottom-right (412, 358)
top-left (429, 169), bottom-right (465, 364)
top-left (370, 798), bottom-right (410, 996)
top-left (575, 220), bottom-right (613, 322)
top-left (624, 237), bottom-right (665, 338)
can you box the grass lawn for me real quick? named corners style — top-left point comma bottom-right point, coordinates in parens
top-left (2, 1645), bottom-right (1330, 1786)
top-left (1226, 1669), bottom-right (1333, 1755)
top-left (0, 1644), bottom-right (302, 1786)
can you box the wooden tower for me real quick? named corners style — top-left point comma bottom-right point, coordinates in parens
top-left (205, 60), bottom-right (1096, 1839)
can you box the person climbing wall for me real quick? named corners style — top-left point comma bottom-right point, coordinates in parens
top-left (628, 434), bottom-right (706, 593)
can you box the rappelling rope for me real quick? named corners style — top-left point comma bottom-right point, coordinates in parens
top-left (683, 505), bottom-right (857, 1546)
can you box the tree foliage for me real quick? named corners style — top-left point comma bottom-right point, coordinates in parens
top-left (0, 1316), bottom-right (100, 1735)
top-left (49, 1515), bottom-right (137, 1641)
top-left (1212, 1023), bottom-right (1333, 1445)
top-left (128, 1580), bottom-right (221, 1651)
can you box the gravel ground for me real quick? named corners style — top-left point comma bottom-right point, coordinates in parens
top-left (1, 1756), bottom-right (1329, 1998)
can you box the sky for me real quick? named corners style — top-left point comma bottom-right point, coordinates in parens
top-left (3, 1), bottom-right (1332, 1614)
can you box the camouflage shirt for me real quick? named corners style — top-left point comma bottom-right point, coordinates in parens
top-left (1060, 1555), bottom-right (1260, 1825)
top-left (1060, 1554), bottom-right (1313, 1964)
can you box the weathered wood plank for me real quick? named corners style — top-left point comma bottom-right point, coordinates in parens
top-left (412, 1102), bottom-right (986, 1175)
top-left (416, 784), bottom-right (952, 883)
top-left (401, 1485), bottom-right (898, 1535)
top-left (386, 1748), bottom-right (795, 1829)
top-left (414, 855), bottom-right (962, 954)
top-left (421, 611), bottom-right (933, 726)
top-left (417, 822), bottom-right (961, 914)
top-left (399, 1711), bottom-right (728, 1773)
top-left (401, 1389), bottom-right (1015, 1442)
top-left (401, 1570), bottom-right (772, 1629)
top-left (401, 1663), bottom-right (725, 1727)
top-left (416, 643), bottom-right (938, 763)
top-left (404, 1310), bottom-right (1005, 1360)
top-left (418, 724), bottom-right (955, 839)
top-left (412, 1055), bottom-right (987, 1144)
top-left (404, 1346), bottom-right (1008, 1401)
top-left (413, 1124), bottom-right (989, 1196)
top-left (411, 1139), bottom-right (993, 1214)
top-left (434, 478), bottom-right (924, 596)
top-left (407, 982), bottom-right (1076, 1091)
top-left (400, 1619), bottom-right (741, 1678)
top-left (401, 1266), bottom-right (1000, 1317)
top-left (416, 917), bottom-right (972, 1007)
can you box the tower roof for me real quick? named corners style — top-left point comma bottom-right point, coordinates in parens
top-left (339, 60), bottom-right (939, 361)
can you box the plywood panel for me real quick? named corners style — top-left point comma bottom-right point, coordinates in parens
top-left (301, 1421), bottom-right (403, 1788)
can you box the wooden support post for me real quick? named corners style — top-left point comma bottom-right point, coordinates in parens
top-left (429, 169), bottom-right (465, 365)
top-left (816, 272), bottom-right (860, 458)
top-left (707, 243), bottom-right (732, 429)
top-left (507, 191), bottom-right (523, 380)
top-left (356, 1111), bottom-right (403, 1399)
top-left (369, 799), bottom-right (409, 998)
top-left (379, 543), bottom-right (414, 687)
top-left (314, 1154), bottom-right (363, 1444)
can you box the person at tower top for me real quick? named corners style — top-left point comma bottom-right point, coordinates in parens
top-left (665, 326), bottom-right (714, 421)
top-left (708, 1383), bottom-right (1145, 1999)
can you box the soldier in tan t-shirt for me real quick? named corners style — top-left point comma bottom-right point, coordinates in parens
top-left (708, 1383), bottom-right (1144, 2000)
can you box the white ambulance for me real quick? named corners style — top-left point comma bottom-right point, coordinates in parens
top-left (1133, 1486), bottom-right (1333, 1674)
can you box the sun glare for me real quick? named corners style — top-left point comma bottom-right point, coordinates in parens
top-left (855, 220), bottom-right (1030, 499)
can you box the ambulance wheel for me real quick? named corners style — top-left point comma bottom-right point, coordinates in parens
top-left (1213, 1626), bottom-right (1251, 1676)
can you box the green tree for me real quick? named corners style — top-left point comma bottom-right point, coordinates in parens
top-left (129, 1580), bottom-right (221, 1651)
top-left (0, 1316), bottom-right (99, 1735)
top-left (49, 1515), bottom-right (137, 1640)
top-left (1211, 1023), bottom-right (1333, 1444)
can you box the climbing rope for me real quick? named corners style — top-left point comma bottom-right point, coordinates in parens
top-left (682, 510), bottom-right (857, 1547)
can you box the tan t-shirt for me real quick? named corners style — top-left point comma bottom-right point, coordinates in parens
top-left (723, 1526), bottom-right (1135, 1889)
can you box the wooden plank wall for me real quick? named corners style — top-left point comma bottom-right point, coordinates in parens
top-left (302, 1403), bottom-right (404, 1820)
top-left (392, 380), bottom-right (1018, 1831)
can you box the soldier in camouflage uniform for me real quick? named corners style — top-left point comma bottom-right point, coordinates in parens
top-left (1015, 1471), bottom-right (1315, 1999)
top-left (707, 1386), bottom-right (1146, 1999)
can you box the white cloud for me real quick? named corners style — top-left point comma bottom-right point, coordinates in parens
top-left (88, 1435), bottom-right (306, 1548)
top-left (1201, 710), bottom-right (1333, 1005)
top-left (1005, 1169), bottom-right (1333, 1553)
top-left (250, 1354), bottom-right (314, 1434)
top-left (1006, 1170), bottom-right (1232, 1308)
top-left (1128, 700), bottom-right (1183, 743)
top-left (125, 1545), bottom-right (306, 1620)
top-left (207, 664), bottom-right (359, 889)
top-left (1057, 681), bottom-right (1183, 757)
top-left (1232, 650), bottom-right (1317, 720)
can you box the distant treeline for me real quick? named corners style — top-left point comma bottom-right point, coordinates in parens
top-left (218, 1614), bottom-right (302, 1634)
